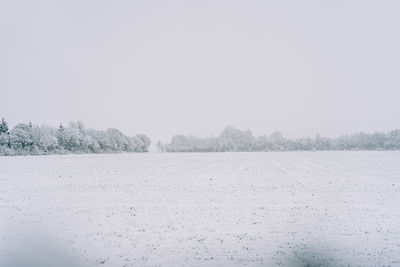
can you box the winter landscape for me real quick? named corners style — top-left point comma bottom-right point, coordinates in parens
top-left (1, 151), bottom-right (400, 266)
top-left (2, 1), bottom-right (400, 266)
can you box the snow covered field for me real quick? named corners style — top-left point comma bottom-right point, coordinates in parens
top-left (1, 152), bottom-right (400, 266)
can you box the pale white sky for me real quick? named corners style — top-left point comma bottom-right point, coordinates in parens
top-left (1, 0), bottom-right (399, 143)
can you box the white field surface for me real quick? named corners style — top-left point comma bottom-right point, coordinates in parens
top-left (1, 152), bottom-right (400, 266)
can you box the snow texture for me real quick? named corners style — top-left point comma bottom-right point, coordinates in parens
top-left (1, 151), bottom-right (400, 266)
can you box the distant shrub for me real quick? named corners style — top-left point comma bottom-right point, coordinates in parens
top-left (161, 126), bottom-right (400, 152)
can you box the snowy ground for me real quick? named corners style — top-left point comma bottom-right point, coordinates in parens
top-left (1, 152), bottom-right (400, 266)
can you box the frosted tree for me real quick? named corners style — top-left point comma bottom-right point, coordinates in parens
top-left (106, 128), bottom-right (124, 151)
top-left (9, 123), bottom-right (34, 152)
top-left (0, 118), bottom-right (11, 155)
top-left (135, 134), bottom-right (151, 152)
top-left (219, 126), bottom-right (254, 151)
top-left (32, 125), bottom-right (58, 153)
top-left (0, 118), bottom-right (8, 134)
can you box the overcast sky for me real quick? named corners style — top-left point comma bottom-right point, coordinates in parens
top-left (1, 0), bottom-right (399, 143)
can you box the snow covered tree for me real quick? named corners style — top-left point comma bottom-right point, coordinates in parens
top-left (0, 118), bottom-right (8, 134)
top-left (134, 134), bottom-right (151, 152)
top-left (9, 123), bottom-right (34, 152)
top-left (219, 126), bottom-right (254, 151)
top-left (32, 125), bottom-right (58, 153)
top-left (0, 120), bottom-right (150, 155)
top-left (106, 128), bottom-right (124, 151)
top-left (0, 118), bottom-right (11, 155)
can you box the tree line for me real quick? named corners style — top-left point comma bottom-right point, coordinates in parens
top-left (157, 126), bottom-right (400, 152)
top-left (0, 119), bottom-right (151, 156)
